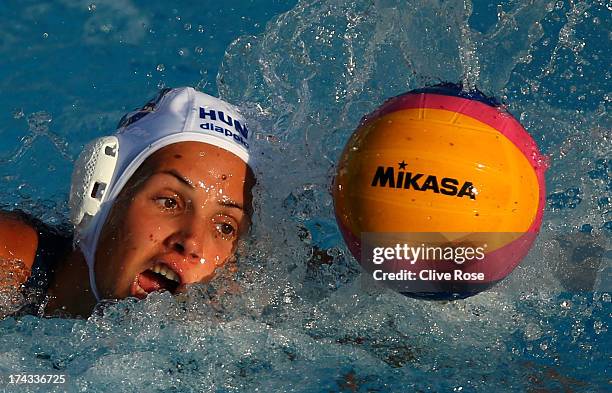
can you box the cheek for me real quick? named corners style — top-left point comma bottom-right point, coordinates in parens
top-left (123, 201), bottom-right (167, 244)
top-left (206, 238), bottom-right (238, 270)
top-left (101, 202), bottom-right (164, 267)
top-left (126, 225), bottom-right (170, 256)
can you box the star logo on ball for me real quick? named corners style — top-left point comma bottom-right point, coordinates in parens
top-left (398, 160), bottom-right (407, 170)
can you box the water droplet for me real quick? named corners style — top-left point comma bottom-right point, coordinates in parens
top-left (197, 25), bottom-right (204, 33)
top-left (593, 320), bottom-right (606, 334)
top-left (183, 23), bottom-right (191, 31)
top-left (12, 109), bottom-right (24, 119)
top-left (88, 3), bottom-right (96, 12)
top-left (156, 64), bottom-right (165, 72)
top-left (42, 32), bottom-right (49, 39)
top-left (195, 46), bottom-right (203, 54)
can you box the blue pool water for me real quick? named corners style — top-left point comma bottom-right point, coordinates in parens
top-left (0, 0), bottom-right (610, 392)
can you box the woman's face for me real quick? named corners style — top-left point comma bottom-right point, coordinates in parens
top-left (94, 141), bottom-right (255, 299)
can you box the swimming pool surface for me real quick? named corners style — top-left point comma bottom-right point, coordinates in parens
top-left (0, 0), bottom-right (609, 392)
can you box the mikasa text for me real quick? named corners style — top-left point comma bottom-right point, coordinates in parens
top-left (371, 164), bottom-right (477, 199)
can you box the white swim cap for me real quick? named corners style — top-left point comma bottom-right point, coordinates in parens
top-left (69, 87), bottom-right (252, 301)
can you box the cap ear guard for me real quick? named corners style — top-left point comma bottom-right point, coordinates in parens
top-left (69, 136), bottom-right (119, 233)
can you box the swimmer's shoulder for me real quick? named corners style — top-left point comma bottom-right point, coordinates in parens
top-left (0, 210), bottom-right (38, 271)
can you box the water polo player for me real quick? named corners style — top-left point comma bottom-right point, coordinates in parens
top-left (0, 87), bottom-right (255, 317)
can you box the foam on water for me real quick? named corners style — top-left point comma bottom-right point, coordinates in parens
top-left (0, 0), bottom-right (609, 392)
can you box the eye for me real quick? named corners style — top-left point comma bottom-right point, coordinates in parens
top-left (154, 196), bottom-right (179, 210)
top-left (216, 222), bottom-right (236, 238)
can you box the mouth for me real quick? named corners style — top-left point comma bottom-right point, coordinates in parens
top-left (132, 261), bottom-right (182, 299)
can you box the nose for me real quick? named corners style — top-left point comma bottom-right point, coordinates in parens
top-left (166, 216), bottom-right (207, 263)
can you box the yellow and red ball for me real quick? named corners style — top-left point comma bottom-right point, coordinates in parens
top-left (333, 85), bottom-right (547, 299)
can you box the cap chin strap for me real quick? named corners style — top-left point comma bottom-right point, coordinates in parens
top-left (75, 196), bottom-right (114, 302)
top-left (88, 255), bottom-right (102, 301)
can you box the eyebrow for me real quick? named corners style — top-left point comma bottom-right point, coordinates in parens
top-left (158, 170), bottom-right (244, 211)
top-left (219, 200), bottom-right (244, 211)
top-left (160, 170), bottom-right (195, 189)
